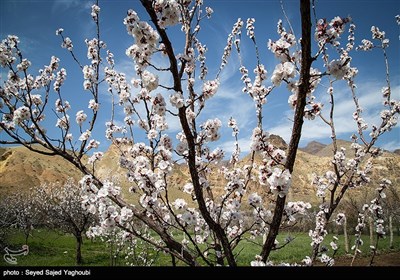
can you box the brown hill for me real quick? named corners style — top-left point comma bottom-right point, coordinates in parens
top-left (314, 139), bottom-right (353, 157)
top-left (268, 134), bottom-right (288, 150)
top-left (96, 143), bottom-right (129, 181)
top-left (300, 141), bottom-right (327, 155)
top-left (315, 139), bottom-right (395, 158)
top-left (0, 145), bottom-right (82, 195)
top-left (1, 139), bottom-right (399, 205)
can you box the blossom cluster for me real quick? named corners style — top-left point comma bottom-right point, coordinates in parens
top-left (91, 4), bottom-right (100, 21)
top-left (315, 16), bottom-right (351, 46)
top-left (75, 110), bottom-right (87, 125)
top-left (202, 79), bottom-right (219, 100)
top-left (104, 67), bottom-right (131, 104)
top-left (268, 20), bottom-right (296, 62)
top-left (87, 151), bottom-right (104, 165)
top-left (0, 36), bottom-right (77, 136)
top-left (250, 127), bottom-right (291, 197)
top-left (199, 118), bottom-right (222, 142)
top-left (80, 176), bottom-right (126, 235)
top-left (309, 211), bottom-right (328, 248)
top-left (220, 18), bottom-right (243, 69)
top-left (12, 106), bottom-right (30, 123)
top-left (368, 179), bottom-right (391, 237)
top-left (351, 207), bottom-right (367, 255)
top-left (0, 35), bottom-right (19, 67)
top-left (153, 0), bottom-right (185, 28)
top-left (61, 37), bottom-right (73, 51)
top-left (195, 39), bottom-right (208, 79)
top-left (283, 201), bottom-right (311, 224)
top-left (124, 9), bottom-right (159, 71)
top-left (228, 117), bottom-right (240, 164)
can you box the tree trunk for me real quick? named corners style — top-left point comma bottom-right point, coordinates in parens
top-left (109, 240), bottom-right (114, 266)
top-left (75, 234), bottom-right (83, 265)
top-left (140, 0), bottom-right (235, 266)
top-left (261, 0), bottom-right (312, 262)
top-left (171, 254), bottom-right (176, 267)
top-left (344, 217), bottom-right (349, 253)
top-left (24, 231), bottom-right (29, 246)
top-left (389, 215), bottom-right (394, 249)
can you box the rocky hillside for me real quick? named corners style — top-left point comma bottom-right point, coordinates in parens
top-left (1, 137), bottom-right (399, 204)
top-left (0, 145), bottom-right (82, 195)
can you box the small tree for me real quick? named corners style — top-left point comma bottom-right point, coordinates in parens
top-left (7, 192), bottom-right (42, 245)
top-left (0, 199), bottom-right (15, 251)
top-left (91, 227), bottom-right (159, 266)
top-left (33, 179), bottom-right (96, 265)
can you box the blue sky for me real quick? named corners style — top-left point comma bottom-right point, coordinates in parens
top-left (1, 0), bottom-right (399, 156)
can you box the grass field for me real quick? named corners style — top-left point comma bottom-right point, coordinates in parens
top-left (1, 229), bottom-right (399, 266)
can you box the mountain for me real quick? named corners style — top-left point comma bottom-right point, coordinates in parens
top-left (314, 139), bottom-right (395, 158)
top-left (95, 143), bottom-right (129, 181)
top-left (1, 138), bottom-right (399, 204)
top-left (267, 134), bottom-right (288, 150)
top-left (0, 145), bottom-right (82, 195)
top-left (300, 141), bottom-right (327, 155)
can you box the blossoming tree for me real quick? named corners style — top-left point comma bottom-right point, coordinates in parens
top-left (5, 192), bottom-right (42, 245)
top-left (32, 180), bottom-right (97, 264)
top-left (0, 0), bottom-right (398, 266)
top-left (0, 198), bottom-right (16, 250)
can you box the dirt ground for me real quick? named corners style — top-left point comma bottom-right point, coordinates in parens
top-left (333, 251), bottom-right (400, 266)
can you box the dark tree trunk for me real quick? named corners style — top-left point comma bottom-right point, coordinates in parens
top-left (24, 231), bottom-right (29, 245)
top-left (140, 0), bottom-right (236, 266)
top-left (261, 0), bottom-right (313, 262)
top-left (75, 234), bottom-right (83, 265)
top-left (171, 254), bottom-right (176, 267)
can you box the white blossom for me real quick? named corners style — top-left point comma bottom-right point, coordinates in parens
top-left (75, 110), bottom-right (87, 125)
top-left (13, 106), bottom-right (30, 123)
top-left (250, 255), bottom-right (266, 266)
top-left (79, 130), bottom-right (91, 141)
top-left (248, 193), bottom-right (262, 207)
top-left (172, 198), bottom-right (187, 210)
top-left (170, 91), bottom-right (184, 108)
top-left (267, 168), bottom-right (291, 197)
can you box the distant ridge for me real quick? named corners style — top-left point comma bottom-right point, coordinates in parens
top-left (300, 141), bottom-right (327, 155)
top-left (1, 137), bottom-right (399, 204)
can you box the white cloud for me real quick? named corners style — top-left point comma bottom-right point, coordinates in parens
top-left (50, 1), bottom-right (99, 54)
top-left (204, 90), bottom-right (255, 130)
top-left (381, 138), bottom-right (400, 151)
top-left (218, 137), bottom-right (253, 155)
top-left (51, 0), bottom-right (91, 13)
top-left (165, 112), bottom-right (182, 133)
top-left (268, 82), bottom-right (400, 145)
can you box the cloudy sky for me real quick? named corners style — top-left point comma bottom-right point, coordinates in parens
top-left (1, 0), bottom-right (399, 156)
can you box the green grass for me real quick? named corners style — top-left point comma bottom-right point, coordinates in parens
top-left (1, 229), bottom-right (399, 266)
top-left (235, 232), bottom-right (400, 265)
top-left (1, 229), bottom-right (111, 266)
